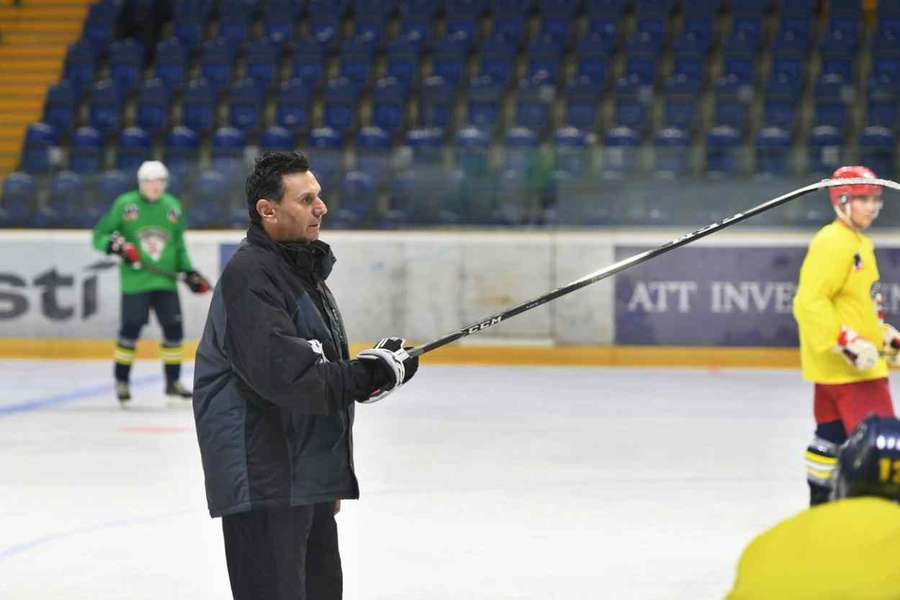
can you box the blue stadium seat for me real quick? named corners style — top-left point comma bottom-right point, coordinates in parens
top-left (246, 39), bottom-right (280, 94)
top-left (42, 171), bottom-right (85, 228)
top-left (721, 47), bottom-right (755, 85)
top-left (514, 74), bottom-right (555, 133)
top-left (355, 126), bottom-right (392, 184)
top-left (764, 73), bottom-right (801, 129)
top-left (385, 40), bottom-right (420, 87)
top-left (163, 126), bottom-right (200, 174)
top-left (635, 0), bottom-right (676, 17)
top-left (613, 75), bottom-right (649, 130)
top-left (454, 125), bottom-right (490, 176)
top-left (807, 125), bottom-right (845, 175)
top-left (259, 125), bottom-right (296, 152)
top-left (682, 0), bottom-right (722, 17)
top-left (858, 125), bottom-right (896, 177)
top-left (586, 0), bottom-right (627, 17)
top-left (352, 12), bottom-right (387, 47)
top-left (565, 75), bottom-right (602, 131)
top-left (109, 38), bottom-right (144, 95)
top-left (116, 127), bottom-right (151, 171)
top-left (310, 0), bottom-right (349, 17)
top-left (188, 170), bottom-right (228, 228)
top-left (603, 126), bottom-right (641, 179)
top-left (500, 126), bottom-right (538, 176)
top-left (88, 80), bottom-right (122, 137)
top-left (479, 35), bottom-right (517, 85)
top-left (653, 126), bottom-right (689, 178)
top-left (219, 0), bottom-right (254, 44)
top-left (70, 127), bottom-right (103, 174)
top-left (627, 24), bottom-right (664, 57)
top-left (199, 37), bottom-right (235, 96)
top-left (420, 76), bottom-right (454, 130)
top-left (263, 0), bottom-right (302, 45)
top-left (398, 0), bottom-right (444, 20)
top-left (466, 75), bottom-right (504, 132)
top-left (432, 34), bottom-right (469, 85)
top-left (671, 54), bottom-right (704, 85)
top-left (154, 38), bottom-right (188, 92)
top-left (554, 126), bottom-right (589, 178)
top-left (663, 75), bottom-right (701, 130)
top-left (308, 12), bottom-right (341, 51)
top-left (174, 0), bottom-right (214, 49)
top-left (97, 169), bottom-right (133, 207)
top-left (754, 126), bottom-right (791, 176)
top-left (497, 126), bottom-right (539, 224)
top-left (211, 126), bottom-right (247, 172)
top-left (705, 125), bottom-right (741, 177)
top-left (371, 77), bottom-right (408, 135)
top-left (290, 40), bottom-right (326, 90)
top-left (20, 122), bottom-right (57, 174)
top-left (446, 16), bottom-right (479, 42)
top-left (182, 78), bottom-right (216, 133)
top-left (773, 18), bottom-right (811, 56)
top-left (781, 0), bottom-right (816, 18)
top-left (871, 55), bottom-right (900, 83)
top-left (228, 78), bottom-right (264, 132)
top-left (813, 74), bottom-right (850, 129)
top-left (397, 15), bottom-right (434, 52)
top-left (714, 74), bottom-right (751, 131)
top-left (672, 24), bottom-right (712, 58)
top-left (323, 77), bottom-right (359, 132)
top-left (0, 172), bottom-right (38, 227)
top-left (820, 16), bottom-right (861, 58)
top-left (867, 79), bottom-right (899, 129)
top-left (136, 78), bottom-right (171, 134)
top-left (63, 41), bottom-right (96, 96)
top-left (308, 127), bottom-right (344, 188)
top-left (576, 33), bottom-right (613, 84)
top-left (42, 81), bottom-right (76, 134)
top-left (537, 5), bottom-right (575, 50)
top-left (274, 77), bottom-right (313, 132)
top-left (339, 39), bottom-right (376, 91)
top-left (526, 34), bottom-right (564, 83)
top-left (332, 170), bottom-right (376, 227)
top-left (490, 14), bottom-right (526, 46)
top-left (406, 127), bottom-right (444, 165)
top-left (82, 1), bottom-right (118, 51)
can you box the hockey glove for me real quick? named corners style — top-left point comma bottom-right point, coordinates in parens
top-left (834, 326), bottom-right (879, 371)
top-left (107, 233), bottom-right (140, 265)
top-left (356, 337), bottom-right (419, 403)
top-left (883, 324), bottom-right (900, 366)
top-left (184, 270), bottom-right (211, 294)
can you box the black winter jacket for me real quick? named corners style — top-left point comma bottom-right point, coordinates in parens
top-left (193, 223), bottom-right (382, 517)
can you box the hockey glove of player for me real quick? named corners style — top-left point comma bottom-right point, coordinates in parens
top-left (834, 326), bottom-right (879, 371)
top-left (184, 270), bottom-right (211, 294)
top-left (107, 232), bottom-right (140, 265)
top-left (356, 337), bottom-right (419, 403)
top-left (883, 324), bottom-right (900, 367)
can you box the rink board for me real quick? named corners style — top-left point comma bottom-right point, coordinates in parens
top-left (3, 229), bottom-right (900, 365)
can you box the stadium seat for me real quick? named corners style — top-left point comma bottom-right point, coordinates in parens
top-left (135, 78), bottom-right (171, 134)
top-left (858, 126), bottom-right (896, 178)
top-left (764, 74), bottom-right (801, 130)
top-left (705, 125), bottom-right (741, 177)
top-left (807, 125), bottom-right (845, 175)
top-left (0, 172), bottom-right (38, 227)
top-left (385, 40), bottom-right (420, 87)
top-left (406, 127), bottom-right (444, 165)
top-left (20, 122), bottom-right (56, 175)
top-left (432, 34), bottom-right (469, 85)
top-left (63, 41), bottom-right (96, 96)
top-left (339, 39), bottom-right (376, 91)
top-left (173, 0), bottom-right (213, 49)
top-left (263, 0), bottom-right (302, 45)
top-left (773, 18), bottom-right (811, 54)
top-left (70, 127), bottom-right (103, 175)
top-left (332, 170), bottom-right (376, 227)
top-left (246, 39), bottom-right (280, 94)
top-left (501, 126), bottom-right (538, 177)
top-left (466, 75), bottom-right (504, 132)
top-left (308, 127), bottom-right (344, 189)
top-left (867, 79), bottom-right (899, 129)
top-left (713, 74), bottom-right (751, 131)
top-left (355, 126), bottom-right (392, 184)
top-left (576, 33), bottom-right (613, 84)
top-left (308, 12), bottom-right (341, 51)
top-left (109, 38), bottom-right (144, 95)
top-left (181, 78), bottom-right (216, 133)
top-left (211, 127), bottom-right (247, 173)
top-left (554, 126), bottom-right (590, 178)
top-left (97, 169), bottom-right (132, 208)
top-left (586, 0), bottom-right (628, 17)
top-left (496, 126), bottom-right (539, 224)
top-left (653, 126), bottom-right (689, 178)
top-left (353, 1), bottom-right (390, 45)
top-left (187, 170), bottom-right (228, 228)
top-left (323, 77), bottom-right (359, 133)
top-left (565, 75), bottom-right (602, 131)
top-left (42, 82), bottom-right (76, 135)
top-left (199, 37), bottom-right (235, 96)
top-left (87, 80), bottom-right (122, 137)
top-left (371, 77), bottom-right (408, 135)
top-left (454, 125), bottom-right (490, 176)
top-left (218, 0), bottom-right (254, 44)
top-left (514, 74), bottom-right (556, 133)
top-left (479, 35), bottom-right (517, 85)
top-left (154, 38), bottom-right (188, 92)
top-left (613, 76), bottom-right (650, 130)
top-left (490, 13), bottom-right (526, 46)
top-left (228, 78), bottom-right (264, 132)
top-left (397, 15), bottom-right (434, 52)
top-left (526, 34), bottom-right (565, 83)
top-left (290, 40), bottom-right (326, 89)
top-left (754, 126), bottom-right (791, 176)
top-left (420, 76), bottom-right (454, 130)
top-left (274, 77), bottom-right (313, 132)
top-left (41, 171), bottom-right (85, 228)
top-left (259, 125), bottom-right (296, 152)
top-left (663, 74), bottom-right (701, 130)
top-left (163, 126), bottom-right (200, 174)
top-left (813, 74), bottom-right (850, 129)
top-left (82, 1), bottom-right (119, 51)
top-left (116, 127), bottom-right (151, 171)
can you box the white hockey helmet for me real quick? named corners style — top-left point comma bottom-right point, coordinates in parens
top-left (137, 160), bottom-right (169, 182)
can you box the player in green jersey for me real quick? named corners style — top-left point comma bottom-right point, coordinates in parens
top-left (92, 161), bottom-right (210, 406)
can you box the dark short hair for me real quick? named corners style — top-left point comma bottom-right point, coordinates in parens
top-left (246, 151), bottom-right (310, 224)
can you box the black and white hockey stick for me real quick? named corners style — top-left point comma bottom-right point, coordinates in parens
top-left (406, 177), bottom-right (900, 359)
top-left (131, 261), bottom-right (184, 281)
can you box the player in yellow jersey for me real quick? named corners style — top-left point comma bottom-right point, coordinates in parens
top-left (727, 416), bottom-right (900, 599)
top-left (793, 165), bottom-right (899, 506)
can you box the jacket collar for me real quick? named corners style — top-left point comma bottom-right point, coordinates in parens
top-left (246, 222), bottom-right (336, 280)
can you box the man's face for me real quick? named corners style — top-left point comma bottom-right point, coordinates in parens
top-left (262, 171), bottom-right (328, 243)
top-left (139, 178), bottom-right (166, 202)
top-left (848, 195), bottom-right (882, 230)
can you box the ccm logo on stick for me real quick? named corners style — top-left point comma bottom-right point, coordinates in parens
top-left (467, 316), bottom-right (503, 334)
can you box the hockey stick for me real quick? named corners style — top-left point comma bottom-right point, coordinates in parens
top-left (406, 177), bottom-right (900, 359)
top-left (131, 262), bottom-right (184, 281)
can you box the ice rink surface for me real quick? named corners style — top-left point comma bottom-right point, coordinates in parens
top-left (2, 359), bottom-right (871, 599)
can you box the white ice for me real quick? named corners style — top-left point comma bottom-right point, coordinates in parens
top-left (0, 360), bottom-right (862, 599)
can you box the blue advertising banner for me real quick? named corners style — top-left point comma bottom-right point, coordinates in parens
top-left (614, 246), bottom-right (900, 347)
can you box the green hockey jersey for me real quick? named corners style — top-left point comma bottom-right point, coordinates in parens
top-left (92, 190), bottom-right (194, 294)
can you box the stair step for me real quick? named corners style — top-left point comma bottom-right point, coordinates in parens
top-left (0, 21), bottom-right (84, 33)
top-left (2, 61), bottom-right (62, 74)
top-left (0, 6), bottom-right (88, 19)
top-left (1, 32), bottom-right (83, 45)
top-left (2, 72), bottom-right (61, 84)
top-left (0, 98), bottom-right (44, 110)
top-left (0, 46), bottom-right (67, 59)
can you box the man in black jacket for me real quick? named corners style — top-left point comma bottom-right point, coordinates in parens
top-left (193, 151), bottom-right (419, 600)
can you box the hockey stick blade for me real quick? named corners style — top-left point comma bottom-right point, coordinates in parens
top-left (406, 177), bottom-right (900, 358)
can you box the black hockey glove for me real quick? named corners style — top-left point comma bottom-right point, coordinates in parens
top-left (356, 337), bottom-right (419, 403)
top-left (184, 270), bottom-right (211, 294)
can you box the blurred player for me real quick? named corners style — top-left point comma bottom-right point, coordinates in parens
top-left (92, 160), bottom-right (210, 406)
top-left (793, 165), bottom-right (898, 506)
top-left (727, 416), bottom-right (900, 598)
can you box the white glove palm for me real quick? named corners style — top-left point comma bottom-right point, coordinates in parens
top-left (834, 326), bottom-right (879, 371)
top-left (883, 324), bottom-right (900, 367)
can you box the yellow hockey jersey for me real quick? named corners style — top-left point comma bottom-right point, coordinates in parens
top-left (793, 221), bottom-right (889, 384)
top-left (727, 497), bottom-right (900, 599)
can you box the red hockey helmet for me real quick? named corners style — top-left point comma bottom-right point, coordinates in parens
top-left (829, 165), bottom-right (882, 207)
